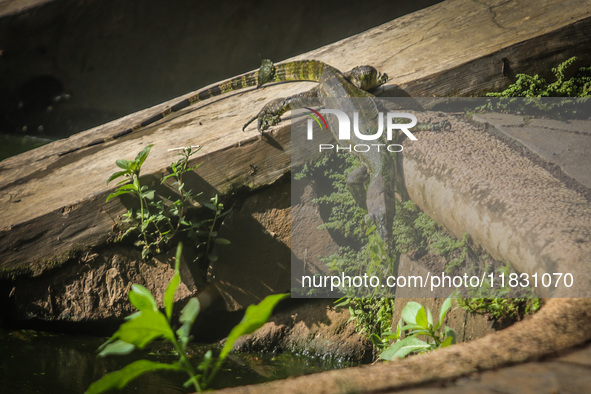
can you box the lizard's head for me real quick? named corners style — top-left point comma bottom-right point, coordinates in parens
top-left (347, 65), bottom-right (388, 91)
top-left (257, 59), bottom-right (276, 88)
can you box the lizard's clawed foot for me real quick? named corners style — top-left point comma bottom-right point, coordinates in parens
top-left (242, 97), bottom-right (286, 133)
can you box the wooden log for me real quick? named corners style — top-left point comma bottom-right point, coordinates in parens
top-left (1, 0), bottom-right (590, 276)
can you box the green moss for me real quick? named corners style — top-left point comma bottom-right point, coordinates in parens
top-left (488, 57), bottom-right (591, 97)
top-left (481, 56), bottom-right (590, 118)
top-left (457, 297), bottom-right (542, 321)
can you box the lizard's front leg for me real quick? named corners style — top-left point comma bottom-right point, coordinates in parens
top-left (243, 97), bottom-right (289, 132)
top-left (243, 87), bottom-right (320, 133)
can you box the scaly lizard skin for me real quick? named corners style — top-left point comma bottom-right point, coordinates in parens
top-left (245, 61), bottom-right (398, 242)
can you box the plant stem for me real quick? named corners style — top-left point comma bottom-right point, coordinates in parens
top-left (170, 337), bottom-right (201, 392)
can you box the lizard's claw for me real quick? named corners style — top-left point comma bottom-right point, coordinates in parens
top-left (257, 114), bottom-right (281, 133)
top-left (242, 112), bottom-right (281, 133)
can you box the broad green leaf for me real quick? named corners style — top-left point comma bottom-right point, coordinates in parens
top-left (129, 284), bottom-right (158, 312)
top-left (395, 318), bottom-right (404, 337)
top-left (202, 202), bottom-right (215, 211)
top-left (438, 295), bottom-right (454, 326)
top-left (220, 293), bottom-right (289, 361)
top-left (401, 302), bottom-right (423, 325)
top-left (406, 329), bottom-right (430, 336)
top-left (117, 183), bottom-right (138, 191)
top-left (415, 306), bottom-right (429, 329)
top-left (164, 243), bottom-right (183, 321)
top-left (441, 335), bottom-right (454, 348)
top-left (400, 323), bottom-right (425, 331)
top-left (142, 190), bottom-right (155, 200)
top-left (115, 159), bottom-right (133, 171)
top-left (176, 297), bottom-right (200, 348)
top-left (135, 144), bottom-right (154, 167)
top-left (186, 163), bottom-right (202, 172)
top-left (161, 172), bottom-right (176, 182)
top-left (379, 337), bottom-right (430, 360)
top-left (106, 189), bottom-right (132, 203)
top-left (97, 340), bottom-right (135, 357)
top-left (163, 273), bottom-right (180, 321)
top-left (107, 170), bottom-right (128, 185)
top-left (426, 307), bottom-right (433, 327)
top-left (334, 297), bottom-right (350, 308)
top-left (115, 309), bottom-right (174, 348)
top-left (85, 359), bottom-right (182, 394)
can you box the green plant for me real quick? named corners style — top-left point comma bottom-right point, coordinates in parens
top-left (458, 297), bottom-right (541, 321)
top-left (106, 144), bottom-right (156, 254)
top-left (86, 243), bottom-right (288, 393)
top-left (379, 296), bottom-right (456, 360)
top-left (107, 145), bottom-right (230, 260)
top-left (488, 56), bottom-right (591, 98)
top-left (336, 298), bottom-right (394, 341)
top-left (480, 56), bottom-right (590, 118)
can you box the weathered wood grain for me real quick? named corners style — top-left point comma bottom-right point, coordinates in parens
top-left (1, 0), bottom-right (590, 274)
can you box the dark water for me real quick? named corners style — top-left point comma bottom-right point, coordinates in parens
top-left (0, 329), bottom-right (356, 393)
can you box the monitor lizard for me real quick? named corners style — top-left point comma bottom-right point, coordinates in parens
top-left (244, 60), bottom-right (449, 242)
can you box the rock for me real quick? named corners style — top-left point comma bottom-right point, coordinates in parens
top-left (208, 178), bottom-right (340, 311)
top-left (6, 246), bottom-right (197, 324)
top-left (233, 299), bottom-right (373, 363)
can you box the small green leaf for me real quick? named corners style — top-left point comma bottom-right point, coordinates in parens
top-left (426, 307), bottom-right (433, 327)
top-left (395, 318), bottom-right (403, 338)
top-left (164, 243), bottom-right (183, 321)
top-left (106, 189), bottom-right (132, 202)
top-left (115, 309), bottom-right (174, 349)
top-left (220, 293), bottom-right (288, 361)
top-left (176, 298), bottom-right (200, 348)
top-left (401, 302), bottom-right (423, 325)
top-left (379, 337), bottom-right (430, 360)
top-left (441, 335), bottom-right (454, 348)
top-left (115, 183), bottom-right (138, 192)
top-left (202, 202), bottom-right (216, 211)
top-left (107, 170), bottom-right (128, 185)
top-left (135, 144), bottom-right (154, 167)
top-left (142, 190), bottom-right (155, 200)
top-left (438, 295), bottom-right (454, 326)
top-left (85, 359), bottom-right (182, 394)
top-left (161, 173), bottom-right (176, 182)
top-left (214, 238), bottom-right (231, 245)
top-left (415, 306), bottom-right (429, 329)
top-left (334, 298), bottom-right (350, 308)
top-left (164, 273), bottom-right (180, 321)
top-left (129, 284), bottom-right (158, 312)
top-left (97, 340), bottom-right (136, 357)
top-left (115, 159), bottom-right (134, 171)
